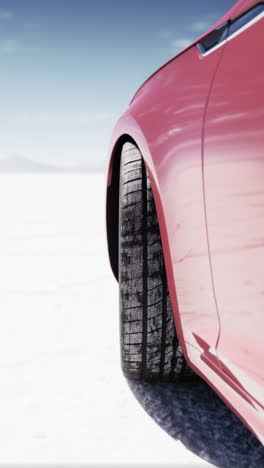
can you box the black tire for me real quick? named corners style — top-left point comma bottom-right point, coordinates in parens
top-left (119, 142), bottom-right (195, 382)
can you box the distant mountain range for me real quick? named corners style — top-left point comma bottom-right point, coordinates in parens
top-left (0, 156), bottom-right (105, 172)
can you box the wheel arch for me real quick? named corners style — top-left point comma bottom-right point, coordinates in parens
top-left (106, 131), bottom-right (162, 283)
top-left (106, 133), bottom-right (136, 281)
top-left (106, 128), bottom-right (172, 293)
top-left (106, 123), bottom-right (190, 370)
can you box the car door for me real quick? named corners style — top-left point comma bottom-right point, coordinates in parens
top-left (203, 3), bottom-right (264, 404)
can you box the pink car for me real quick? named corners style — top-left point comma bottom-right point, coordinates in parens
top-left (106, 0), bottom-right (264, 444)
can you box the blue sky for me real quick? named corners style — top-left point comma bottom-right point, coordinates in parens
top-left (0, 0), bottom-right (236, 169)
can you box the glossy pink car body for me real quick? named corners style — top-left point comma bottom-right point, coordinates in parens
top-left (106, 0), bottom-right (264, 444)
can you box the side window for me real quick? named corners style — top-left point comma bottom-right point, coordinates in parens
top-left (197, 2), bottom-right (264, 56)
top-left (228, 3), bottom-right (264, 39)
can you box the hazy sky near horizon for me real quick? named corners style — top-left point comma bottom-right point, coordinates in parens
top-left (0, 0), bottom-right (236, 169)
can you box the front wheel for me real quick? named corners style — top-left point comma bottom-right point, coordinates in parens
top-left (118, 142), bottom-right (195, 382)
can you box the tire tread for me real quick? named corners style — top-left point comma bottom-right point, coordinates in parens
top-left (119, 142), bottom-right (196, 382)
